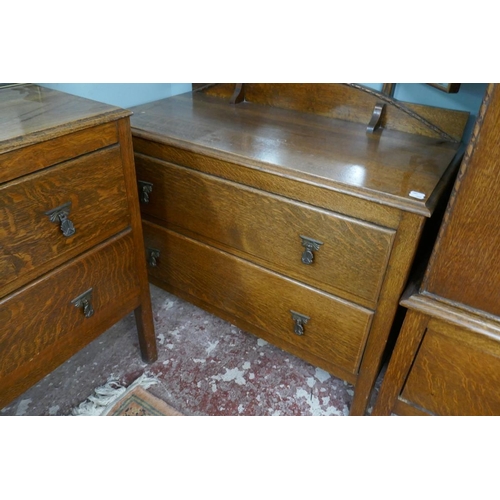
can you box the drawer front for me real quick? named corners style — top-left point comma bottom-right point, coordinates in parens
top-left (0, 230), bottom-right (140, 382)
top-left (136, 156), bottom-right (395, 308)
top-left (0, 121), bottom-right (119, 184)
top-left (0, 145), bottom-right (130, 295)
top-left (401, 320), bottom-right (500, 415)
top-left (143, 221), bottom-right (373, 375)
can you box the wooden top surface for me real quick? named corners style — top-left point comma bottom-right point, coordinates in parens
top-left (130, 91), bottom-right (462, 216)
top-left (0, 84), bottom-right (129, 155)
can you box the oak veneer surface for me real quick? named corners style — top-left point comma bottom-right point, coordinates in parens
top-left (0, 146), bottom-right (130, 296)
top-left (143, 222), bottom-right (373, 376)
top-left (0, 84), bottom-right (127, 154)
top-left (423, 84), bottom-right (500, 317)
top-left (131, 92), bottom-right (460, 215)
top-left (401, 319), bottom-right (500, 416)
top-left (0, 122), bottom-right (119, 185)
top-left (0, 230), bottom-right (139, 380)
top-left (136, 154), bottom-right (395, 309)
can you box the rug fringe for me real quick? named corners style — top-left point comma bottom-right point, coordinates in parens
top-left (72, 374), bottom-right (159, 416)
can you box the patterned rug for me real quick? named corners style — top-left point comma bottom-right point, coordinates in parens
top-left (72, 374), bottom-right (183, 416)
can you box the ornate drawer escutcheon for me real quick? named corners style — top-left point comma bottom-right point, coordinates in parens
top-left (290, 310), bottom-right (310, 336)
top-left (146, 247), bottom-right (161, 267)
top-left (299, 235), bottom-right (323, 265)
top-left (45, 201), bottom-right (76, 237)
top-left (138, 180), bottom-right (153, 203)
top-left (71, 288), bottom-right (95, 318)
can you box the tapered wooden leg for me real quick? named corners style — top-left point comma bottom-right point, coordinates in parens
top-left (371, 310), bottom-right (428, 416)
top-left (118, 117), bottom-right (158, 363)
top-left (134, 299), bottom-right (158, 363)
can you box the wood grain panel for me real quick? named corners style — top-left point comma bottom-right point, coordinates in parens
top-left (0, 122), bottom-right (118, 184)
top-left (133, 138), bottom-right (401, 228)
top-left (424, 84), bottom-right (500, 316)
top-left (0, 230), bottom-right (140, 384)
top-left (402, 322), bottom-right (500, 415)
top-left (0, 145), bottom-right (130, 297)
top-left (143, 221), bottom-right (374, 375)
top-left (136, 155), bottom-right (395, 308)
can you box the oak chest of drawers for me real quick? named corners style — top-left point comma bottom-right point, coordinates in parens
top-left (0, 84), bottom-right (157, 408)
top-left (130, 83), bottom-right (468, 415)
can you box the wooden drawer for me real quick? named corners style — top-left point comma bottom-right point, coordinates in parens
top-left (143, 221), bottom-right (374, 376)
top-left (136, 156), bottom-right (395, 309)
top-left (401, 319), bottom-right (500, 415)
top-left (0, 230), bottom-right (140, 406)
top-left (0, 145), bottom-right (130, 297)
top-left (0, 121), bottom-right (119, 184)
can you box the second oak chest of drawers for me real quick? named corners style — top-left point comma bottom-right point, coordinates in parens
top-left (0, 84), bottom-right (157, 408)
top-left (130, 83), bottom-right (468, 415)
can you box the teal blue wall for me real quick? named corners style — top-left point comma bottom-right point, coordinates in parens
top-left (360, 83), bottom-right (488, 142)
top-left (36, 83), bottom-right (192, 109)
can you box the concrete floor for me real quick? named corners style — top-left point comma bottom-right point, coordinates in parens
top-left (1, 284), bottom-right (380, 416)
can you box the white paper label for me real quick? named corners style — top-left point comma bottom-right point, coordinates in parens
top-left (409, 191), bottom-right (426, 200)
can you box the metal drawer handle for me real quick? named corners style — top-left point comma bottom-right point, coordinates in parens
top-left (146, 247), bottom-right (160, 267)
top-left (138, 180), bottom-right (153, 203)
top-left (300, 235), bottom-right (323, 265)
top-left (45, 201), bottom-right (76, 237)
top-left (290, 310), bottom-right (310, 336)
top-left (71, 288), bottom-right (95, 318)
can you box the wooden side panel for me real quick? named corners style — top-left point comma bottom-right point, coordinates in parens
top-left (0, 145), bottom-right (130, 297)
top-left (143, 221), bottom-right (374, 376)
top-left (402, 320), bottom-right (500, 415)
top-left (424, 84), bottom-right (500, 316)
top-left (136, 155), bottom-right (395, 309)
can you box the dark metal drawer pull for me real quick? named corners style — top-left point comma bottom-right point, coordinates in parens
top-left (71, 288), bottom-right (95, 318)
top-left (138, 180), bottom-right (153, 203)
top-left (146, 247), bottom-right (160, 267)
top-left (300, 235), bottom-right (323, 265)
top-left (45, 201), bottom-right (76, 237)
top-left (290, 310), bottom-right (310, 336)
